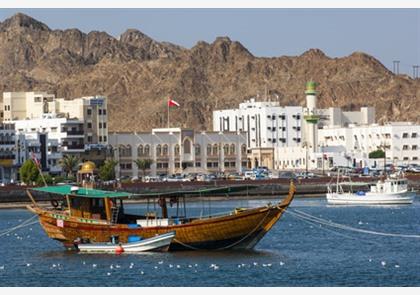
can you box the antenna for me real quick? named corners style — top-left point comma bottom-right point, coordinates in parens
top-left (412, 65), bottom-right (419, 79)
top-left (393, 60), bottom-right (400, 75)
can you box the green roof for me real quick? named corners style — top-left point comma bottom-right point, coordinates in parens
top-left (31, 184), bottom-right (258, 199)
top-left (31, 185), bottom-right (133, 199)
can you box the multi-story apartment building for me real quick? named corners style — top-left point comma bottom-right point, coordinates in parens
top-left (0, 123), bottom-right (25, 183)
top-left (109, 128), bottom-right (248, 178)
top-left (2, 92), bottom-right (109, 175)
top-left (212, 82), bottom-right (376, 170)
top-left (318, 122), bottom-right (420, 168)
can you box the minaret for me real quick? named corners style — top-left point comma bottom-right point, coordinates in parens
top-left (303, 81), bottom-right (320, 153)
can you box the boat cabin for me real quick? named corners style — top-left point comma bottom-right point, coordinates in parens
top-left (370, 178), bottom-right (408, 193)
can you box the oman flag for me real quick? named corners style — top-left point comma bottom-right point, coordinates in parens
top-left (168, 99), bottom-right (180, 107)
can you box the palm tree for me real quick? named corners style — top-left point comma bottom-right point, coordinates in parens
top-left (133, 159), bottom-right (153, 179)
top-left (59, 155), bottom-right (80, 178)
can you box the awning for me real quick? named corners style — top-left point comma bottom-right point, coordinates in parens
top-left (31, 185), bottom-right (133, 199)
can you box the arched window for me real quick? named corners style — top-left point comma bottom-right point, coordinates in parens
top-left (241, 144), bottom-right (247, 155)
top-left (137, 145), bottom-right (144, 157)
top-left (163, 144), bottom-right (168, 156)
top-left (156, 144), bottom-right (162, 156)
top-left (144, 145), bottom-right (150, 156)
top-left (207, 144), bottom-right (212, 156)
top-left (213, 144), bottom-right (218, 156)
top-left (230, 144), bottom-right (235, 155)
top-left (174, 144), bottom-right (180, 156)
top-left (223, 144), bottom-right (229, 155)
top-left (195, 144), bottom-right (201, 156)
top-left (118, 145), bottom-right (125, 157)
top-left (183, 138), bottom-right (191, 154)
top-left (126, 145), bottom-right (132, 157)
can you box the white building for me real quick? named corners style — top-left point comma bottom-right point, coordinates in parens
top-left (0, 123), bottom-right (25, 183)
top-left (213, 82), bottom-right (375, 170)
top-left (109, 128), bottom-right (248, 178)
top-left (318, 122), bottom-right (420, 168)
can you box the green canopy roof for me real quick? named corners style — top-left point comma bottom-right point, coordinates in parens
top-left (31, 184), bottom-right (258, 199)
top-left (31, 185), bottom-right (133, 199)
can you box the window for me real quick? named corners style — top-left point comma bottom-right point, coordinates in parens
top-left (224, 162), bottom-right (230, 168)
top-left (413, 157), bottom-right (419, 161)
top-left (223, 144), bottom-right (229, 155)
top-left (212, 144), bottom-right (218, 155)
top-left (207, 144), bottom-right (212, 156)
top-left (174, 144), bottom-right (180, 156)
top-left (99, 123), bottom-right (102, 128)
top-left (402, 133), bottom-right (408, 138)
top-left (230, 144), bottom-right (235, 155)
top-left (412, 145), bottom-right (418, 150)
top-left (87, 122), bottom-right (92, 129)
top-left (103, 122), bottom-right (107, 129)
top-left (138, 145), bottom-right (144, 156)
top-left (87, 109), bottom-right (92, 116)
top-left (195, 144), bottom-right (201, 156)
top-left (98, 109), bottom-right (102, 115)
top-left (103, 109), bottom-right (107, 115)
top-left (144, 145), bottom-right (150, 156)
top-left (103, 136), bottom-right (107, 142)
top-left (195, 162), bottom-right (201, 167)
top-left (241, 144), bottom-right (247, 155)
top-left (230, 161), bottom-right (236, 168)
top-left (162, 144), bottom-right (168, 156)
top-left (207, 162), bottom-right (212, 168)
top-left (99, 136), bottom-right (102, 142)
top-left (156, 144), bottom-right (162, 156)
top-left (402, 145), bottom-right (409, 150)
top-left (412, 133), bottom-right (417, 138)
top-left (87, 136), bottom-right (92, 143)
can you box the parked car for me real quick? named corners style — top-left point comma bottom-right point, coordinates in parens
top-left (296, 172), bottom-right (315, 179)
top-left (243, 170), bottom-right (256, 180)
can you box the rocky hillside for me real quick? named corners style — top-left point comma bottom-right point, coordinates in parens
top-left (0, 13), bottom-right (418, 132)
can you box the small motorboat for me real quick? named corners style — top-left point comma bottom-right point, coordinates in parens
top-left (76, 231), bottom-right (176, 253)
top-left (326, 170), bottom-right (416, 205)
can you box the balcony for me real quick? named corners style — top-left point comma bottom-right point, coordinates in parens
top-left (0, 154), bottom-right (15, 160)
top-left (0, 141), bottom-right (15, 145)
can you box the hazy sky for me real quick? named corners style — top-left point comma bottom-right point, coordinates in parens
top-left (0, 8), bottom-right (419, 75)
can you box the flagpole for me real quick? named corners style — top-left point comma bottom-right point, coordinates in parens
top-left (167, 98), bottom-right (170, 128)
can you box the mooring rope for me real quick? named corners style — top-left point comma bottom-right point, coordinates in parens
top-left (287, 209), bottom-right (420, 239)
top-left (0, 215), bottom-right (38, 238)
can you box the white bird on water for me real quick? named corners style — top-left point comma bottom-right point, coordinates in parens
top-left (169, 264), bottom-right (173, 268)
top-left (279, 261), bottom-right (285, 266)
top-left (92, 264), bottom-right (97, 268)
top-left (107, 272), bottom-right (111, 276)
top-left (395, 265), bottom-right (400, 268)
top-left (26, 263), bottom-right (32, 267)
top-left (0, 265), bottom-right (4, 270)
top-left (381, 261), bottom-right (386, 267)
top-left (158, 261), bottom-right (163, 265)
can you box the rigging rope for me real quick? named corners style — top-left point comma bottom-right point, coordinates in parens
top-left (287, 209), bottom-right (420, 239)
top-left (0, 215), bottom-right (38, 238)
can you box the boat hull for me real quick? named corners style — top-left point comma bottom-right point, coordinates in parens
top-left (77, 231), bottom-right (175, 253)
top-left (326, 191), bottom-right (416, 205)
top-left (29, 202), bottom-right (290, 251)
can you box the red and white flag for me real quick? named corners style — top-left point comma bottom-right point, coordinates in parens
top-left (168, 99), bottom-right (180, 107)
top-left (31, 153), bottom-right (41, 168)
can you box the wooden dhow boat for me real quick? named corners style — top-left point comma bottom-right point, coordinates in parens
top-left (26, 181), bottom-right (296, 251)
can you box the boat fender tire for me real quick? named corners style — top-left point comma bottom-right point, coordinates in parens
top-left (51, 199), bottom-right (59, 208)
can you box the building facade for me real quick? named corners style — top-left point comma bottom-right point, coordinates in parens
top-left (0, 123), bottom-right (25, 183)
top-left (318, 122), bottom-right (420, 168)
top-left (213, 82), bottom-right (376, 170)
top-left (108, 128), bottom-right (248, 178)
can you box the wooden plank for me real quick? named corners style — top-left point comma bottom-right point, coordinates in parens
top-left (26, 190), bottom-right (37, 206)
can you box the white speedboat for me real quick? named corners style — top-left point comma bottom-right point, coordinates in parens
top-left (326, 171), bottom-right (416, 205)
top-left (76, 231), bottom-right (176, 253)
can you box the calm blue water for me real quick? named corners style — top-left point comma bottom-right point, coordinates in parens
top-left (0, 196), bottom-right (420, 287)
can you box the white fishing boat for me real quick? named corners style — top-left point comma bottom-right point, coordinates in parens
top-left (76, 231), bottom-right (176, 253)
top-left (326, 171), bottom-right (416, 205)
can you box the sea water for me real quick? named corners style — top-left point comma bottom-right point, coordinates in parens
top-left (0, 196), bottom-right (419, 287)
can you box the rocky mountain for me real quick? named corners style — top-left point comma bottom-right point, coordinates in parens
top-left (0, 13), bottom-right (418, 132)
